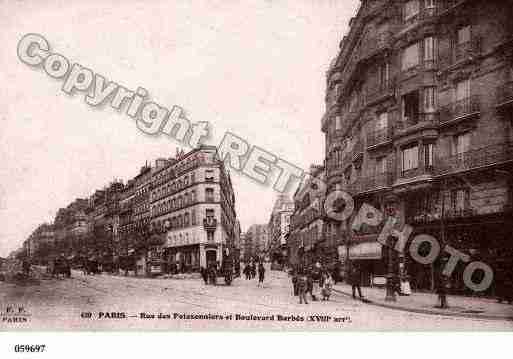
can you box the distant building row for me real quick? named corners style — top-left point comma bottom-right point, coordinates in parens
top-left (21, 146), bottom-right (241, 276)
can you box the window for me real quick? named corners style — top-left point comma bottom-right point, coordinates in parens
top-left (376, 112), bottom-right (388, 130)
top-left (425, 0), bottom-right (435, 9)
top-left (334, 83), bottom-right (341, 99)
top-left (424, 143), bottom-right (434, 168)
top-left (205, 188), bottom-right (214, 202)
top-left (191, 209), bottom-right (196, 225)
top-left (423, 37), bottom-right (436, 63)
top-left (402, 145), bottom-right (419, 171)
top-left (402, 43), bottom-right (420, 70)
top-left (423, 87), bottom-right (436, 112)
top-left (455, 79), bottom-right (470, 101)
top-left (184, 212), bottom-right (190, 227)
top-left (191, 171), bottom-right (195, 184)
top-left (378, 62), bottom-right (390, 87)
top-left (191, 190), bottom-right (196, 202)
top-left (457, 26), bottom-right (471, 45)
top-left (335, 115), bottom-right (342, 130)
top-left (344, 166), bottom-right (352, 183)
top-left (207, 232), bottom-right (214, 242)
top-left (205, 169), bottom-right (214, 182)
top-left (402, 90), bottom-right (420, 123)
top-left (375, 157), bottom-right (386, 174)
top-left (453, 132), bottom-right (471, 155)
top-left (404, 0), bottom-right (420, 20)
top-left (451, 189), bottom-right (470, 211)
top-left (349, 91), bottom-right (359, 112)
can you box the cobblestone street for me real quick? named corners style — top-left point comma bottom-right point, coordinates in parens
top-left (2, 269), bottom-right (512, 330)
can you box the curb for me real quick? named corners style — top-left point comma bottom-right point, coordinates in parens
top-left (332, 288), bottom-right (513, 322)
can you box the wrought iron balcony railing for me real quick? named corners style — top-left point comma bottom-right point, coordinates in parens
top-left (436, 142), bottom-right (513, 176)
top-left (439, 96), bottom-right (480, 125)
top-left (359, 31), bottom-right (393, 62)
top-left (439, 37), bottom-right (481, 68)
top-left (400, 166), bottom-right (435, 180)
top-left (367, 127), bottom-right (393, 148)
top-left (203, 217), bottom-right (218, 231)
top-left (349, 172), bottom-right (394, 194)
top-left (497, 81), bottom-right (513, 107)
top-left (366, 79), bottom-right (395, 105)
top-left (395, 112), bottom-right (439, 132)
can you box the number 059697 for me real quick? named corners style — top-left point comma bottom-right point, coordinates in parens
top-left (14, 344), bottom-right (46, 353)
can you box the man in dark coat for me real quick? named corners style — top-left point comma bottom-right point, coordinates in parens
top-left (349, 264), bottom-right (363, 299)
top-left (250, 262), bottom-right (256, 279)
top-left (257, 262), bottom-right (265, 286)
top-left (200, 266), bottom-right (208, 284)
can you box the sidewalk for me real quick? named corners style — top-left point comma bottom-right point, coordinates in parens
top-left (333, 283), bottom-right (513, 321)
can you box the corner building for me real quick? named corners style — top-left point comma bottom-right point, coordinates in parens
top-left (150, 146), bottom-right (238, 273)
top-left (323, 0), bottom-right (513, 293)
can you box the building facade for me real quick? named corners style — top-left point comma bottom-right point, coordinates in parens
top-left (150, 146), bottom-right (238, 273)
top-left (323, 0), bottom-right (513, 292)
top-left (288, 165), bottom-right (341, 269)
top-left (242, 224), bottom-right (269, 262)
top-left (268, 194), bottom-right (294, 266)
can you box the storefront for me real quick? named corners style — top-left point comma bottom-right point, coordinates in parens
top-left (166, 244), bottom-right (201, 273)
top-left (347, 240), bottom-right (385, 287)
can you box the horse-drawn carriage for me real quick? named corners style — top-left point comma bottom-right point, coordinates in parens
top-left (47, 255), bottom-right (71, 278)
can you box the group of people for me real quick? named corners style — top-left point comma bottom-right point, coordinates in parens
top-left (290, 262), bottom-right (366, 304)
top-left (200, 262), bottom-right (220, 285)
top-left (243, 262), bottom-right (265, 285)
top-left (290, 263), bottom-right (334, 304)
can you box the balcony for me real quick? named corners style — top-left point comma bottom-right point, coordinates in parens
top-left (367, 127), bottom-right (393, 149)
top-left (358, 31), bottom-right (393, 63)
top-left (439, 96), bottom-right (480, 127)
top-left (203, 217), bottom-right (218, 231)
top-left (403, 6), bottom-right (438, 28)
top-left (366, 79), bottom-right (395, 105)
top-left (395, 112), bottom-right (439, 133)
top-left (348, 172), bottom-right (394, 195)
top-left (496, 81), bottom-right (513, 108)
top-left (436, 142), bottom-right (513, 176)
top-left (399, 166), bottom-right (435, 180)
top-left (439, 38), bottom-right (481, 68)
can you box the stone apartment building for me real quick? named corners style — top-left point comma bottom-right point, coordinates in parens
top-left (150, 146), bottom-right (238, 273)
top-left (323, 0), bottom-right (513, 292)
top-left (289, 165), bottom-right (336, 268)
top-left (242, 224), bottom-right (269, 262)
top-left (268, 194), bottom-right (294, 267)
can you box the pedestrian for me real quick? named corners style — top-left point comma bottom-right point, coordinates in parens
top-left (258, 262), bottom-right (265, 286)
top-left (250, 262), bottom-right (256, 279)
top-left (22, 258), bottom-right (31, 277)
top-left (306, 271), bottom-right (317, 301)
top-left (208, 263), bottom-right (217, 285)
top-left (349, 264), bottom-right (363, 299)
top-left (244, 263), bottom-right (251, 280)
top-left (291, 269), bottom-right (299, 296)
top-left (200, 266), bottom-right (208, 284)
top-left (321, 273), bottom-right (333, 301)
top-left (436, 272), bottom-right (449, 308)
top-left (297, 271), bottom-right (308, 304)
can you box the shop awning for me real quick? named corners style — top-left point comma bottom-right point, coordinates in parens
top-left (349, 242), bottom-right (382, 260)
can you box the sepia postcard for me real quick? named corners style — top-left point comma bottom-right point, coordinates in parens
top-left (1, 0), bottom-right (513, 335)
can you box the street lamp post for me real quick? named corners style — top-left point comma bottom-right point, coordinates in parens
top-left (385, 204), bottom-right (397, 302)
top-left (385, 235), bottom-right (397, 302)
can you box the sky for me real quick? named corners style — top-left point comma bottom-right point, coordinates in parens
top-left (0, 0), bottom-right (359, 257)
